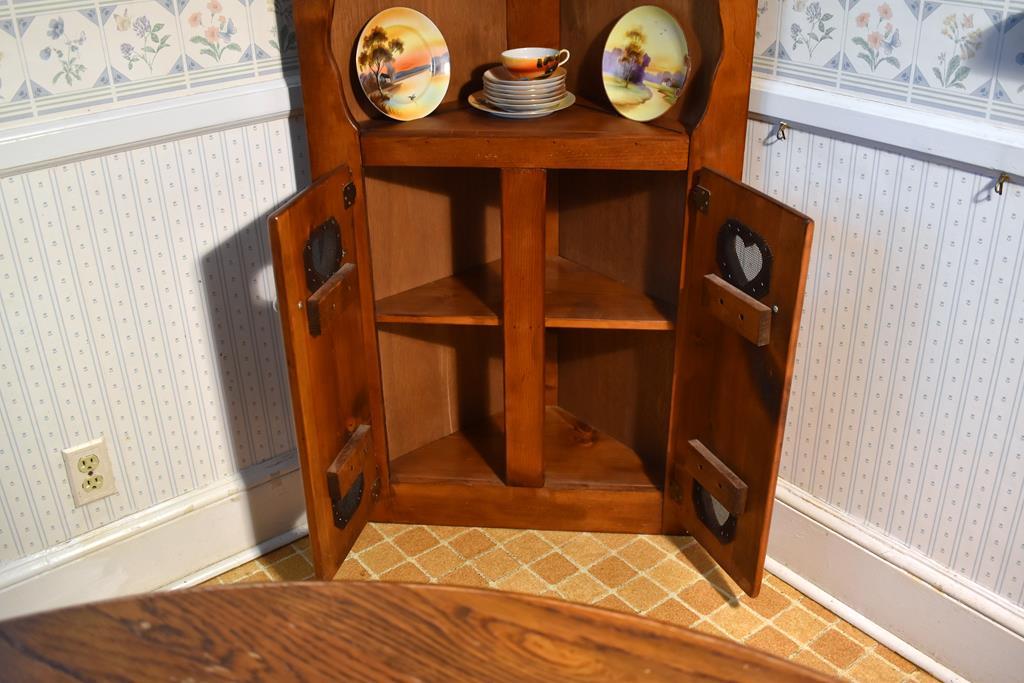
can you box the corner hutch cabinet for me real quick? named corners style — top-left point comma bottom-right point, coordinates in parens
top-left (270, 0), bottom-right (814, 596)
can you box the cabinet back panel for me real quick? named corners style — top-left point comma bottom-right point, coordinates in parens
top-left (554, 170), bottom-right (682, 479)
top-left (364, 168), bottom-right (501, 299)
top-left (364, 168), bottom-right (502, 460)
top-left (331, 0), bottom-right (508, 123)
top-left (557, 329), bottom-right (675, 487)
top-left (378, 325), bottom-right (504, 460)
top-left (558, 170), bottom-right (685, 306)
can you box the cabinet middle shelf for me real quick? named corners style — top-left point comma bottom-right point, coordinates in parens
top-left (359, 101), bottom-right (689, 171)
top-left (375, 256), bottom-right (676, 331)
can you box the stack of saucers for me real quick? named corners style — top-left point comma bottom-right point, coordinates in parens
top-left (469, 67), bottom-right (575, 119)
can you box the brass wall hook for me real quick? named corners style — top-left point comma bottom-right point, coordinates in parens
top-left (777, 122), bottom-right (789, 141)
top-left (995, 173), bottom-right (1010, 196)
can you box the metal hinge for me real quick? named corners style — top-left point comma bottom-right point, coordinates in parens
top-left (669, 478), bottom-right (683, 503)
top-left (331, 472), bottom-right (364, 529)
top-left (690, 185), bottom-right (710, 214)
top-left (371, 465), bottom-right (381, 502)
top-left (326, 425), bottom-right (374, 529)
top-left (343, 182), bottom-right (357, 209)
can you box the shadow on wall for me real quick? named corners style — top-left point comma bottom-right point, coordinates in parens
top-left (197, 87), bottom-right (311, 542)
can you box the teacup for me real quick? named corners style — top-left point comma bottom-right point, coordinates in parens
top-left (501, 47), bottom-right (571, 80)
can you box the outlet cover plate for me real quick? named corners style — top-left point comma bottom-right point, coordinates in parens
top-left (62, 437), bottom-right (117, 507)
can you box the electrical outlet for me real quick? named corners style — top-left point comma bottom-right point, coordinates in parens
top-left (62, 437), bottom-right (117, 506)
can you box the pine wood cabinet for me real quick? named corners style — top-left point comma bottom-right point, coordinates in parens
top-left (270, 0), bottom-right (814, 596)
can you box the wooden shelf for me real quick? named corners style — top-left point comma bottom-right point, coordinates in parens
top-left (389, 406), bottom-right (663, 491)
top-left (375, 257), bottom-right (675, 330)
top-left (376, 263), bottom-right (501, 327)
top-left (359, 101), bottom-right (689, 171)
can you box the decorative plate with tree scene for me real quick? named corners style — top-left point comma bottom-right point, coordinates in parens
top-left (356, 8), bottom-right (450, 121)
top-left (602, 5), bottom-right (695, 122)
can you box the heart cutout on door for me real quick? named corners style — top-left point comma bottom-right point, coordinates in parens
top-left (733, 235), bottom-right (764, 285)
top-left (717, 219), bottom-right (773, 299)
top-left (304, 217), bottom-right (344, 293)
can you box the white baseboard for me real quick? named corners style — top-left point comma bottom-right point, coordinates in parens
top-left (4, 443), bottom-right (1019, 681)
top-left (163, 523), bottom-right (308, 591)
top-left (0, 452), bottom-right (307, 620)
top-left (768, 480), bottom-right (1024, 683)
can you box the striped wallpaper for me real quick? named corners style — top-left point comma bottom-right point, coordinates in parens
top-left (743, 119), bottom-right (1024, 606)
top-left (2, 112), bottom-right (1024, 616)
top-left (0, 116), bottom-right (308, 560)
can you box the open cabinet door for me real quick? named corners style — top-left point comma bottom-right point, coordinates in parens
top-left (664, 168), bottom-right (814, 596)
top-left (270, 165), bottom-right (380, 579)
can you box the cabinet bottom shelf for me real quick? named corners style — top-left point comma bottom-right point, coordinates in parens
top-left (389, 406), bottom-right (663, 492)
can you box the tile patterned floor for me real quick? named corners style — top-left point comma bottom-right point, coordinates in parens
top-left (208, 524), bottom-right (940, 683)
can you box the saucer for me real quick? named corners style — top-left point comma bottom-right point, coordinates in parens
top-left (484, 90), bottom-right (565, 107)
top-left (483, 95), bottom-right (565, 112)
top-left (484, 66), bottom-right (566, 84)
top-left (468, 91), bottom-right (575, 119)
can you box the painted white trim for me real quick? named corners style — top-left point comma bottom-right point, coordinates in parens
top-left (0, 452), bottom-right (307, 620)
top-left (764, 558), bottom-right (963, 683)
top-left (0, 76), bottom-right (302, 177)
top-left (769, 480), bottom-right (1024, 683)
top-left (749, 76), bottom-right (1024, 178)
top-left (1, 448), bottom-right (1018, 681)
top-left (775, 480), bottom-right (1024, 634)
top-left (163, 523), bottom-right (308, 591)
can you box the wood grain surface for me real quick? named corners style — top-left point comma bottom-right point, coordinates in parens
top-left (682, 438), bottom-right (749, 516)
top-left (664, 169), bottom-right (814, 596)
top-left (502, 169), bottom-right (548, 487)
top-left (658, 0), bottom-right (788, 599)
top-left (377, 480), bottom-right (664, 532)
top-left (701, 274), bottom-right (773, 347)
top-left (376, 325), bottom-right (505, 461)
top-left (269, 167), bottom-right (379, 581)
top-left (289, 0), bottom-right (392, 579)
top-left (390, 406), bottom-right (659, 491)
top-left (373, 257), bottom-right (674, 330)
top-left (359, 102), bottom-right (690, 170)
top-left (281, 0), bottom-right (804, 599)
top-left (0, 583), bottom-right (834, 682)
top-left (557, 329), bottom-right (676, 490)
top-left (361, 166), bottom-right (502, 464)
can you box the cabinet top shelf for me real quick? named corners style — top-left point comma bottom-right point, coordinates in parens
top-left (359, 100), bottom-right (690, 171)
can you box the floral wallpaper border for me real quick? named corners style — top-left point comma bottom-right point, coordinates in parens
top-left (1, 1), bottom-right (1021, 132)
top-left (0, 0), bottom-right (297, 127)
top-left (756, 0), bottom-right (1024, 125)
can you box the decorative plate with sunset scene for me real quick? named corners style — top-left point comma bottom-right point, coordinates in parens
top-left (356, 8), bottom-right (450, 121)
top-left (602, 5), bottom-right (694, 122)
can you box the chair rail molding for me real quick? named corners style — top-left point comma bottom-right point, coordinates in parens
top-left (3, 76), bottom-right (1020, 179)
top-left (0, 77), bottom-right (302, 177)
top-left (749, 77), bottom-right (1024, 178)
